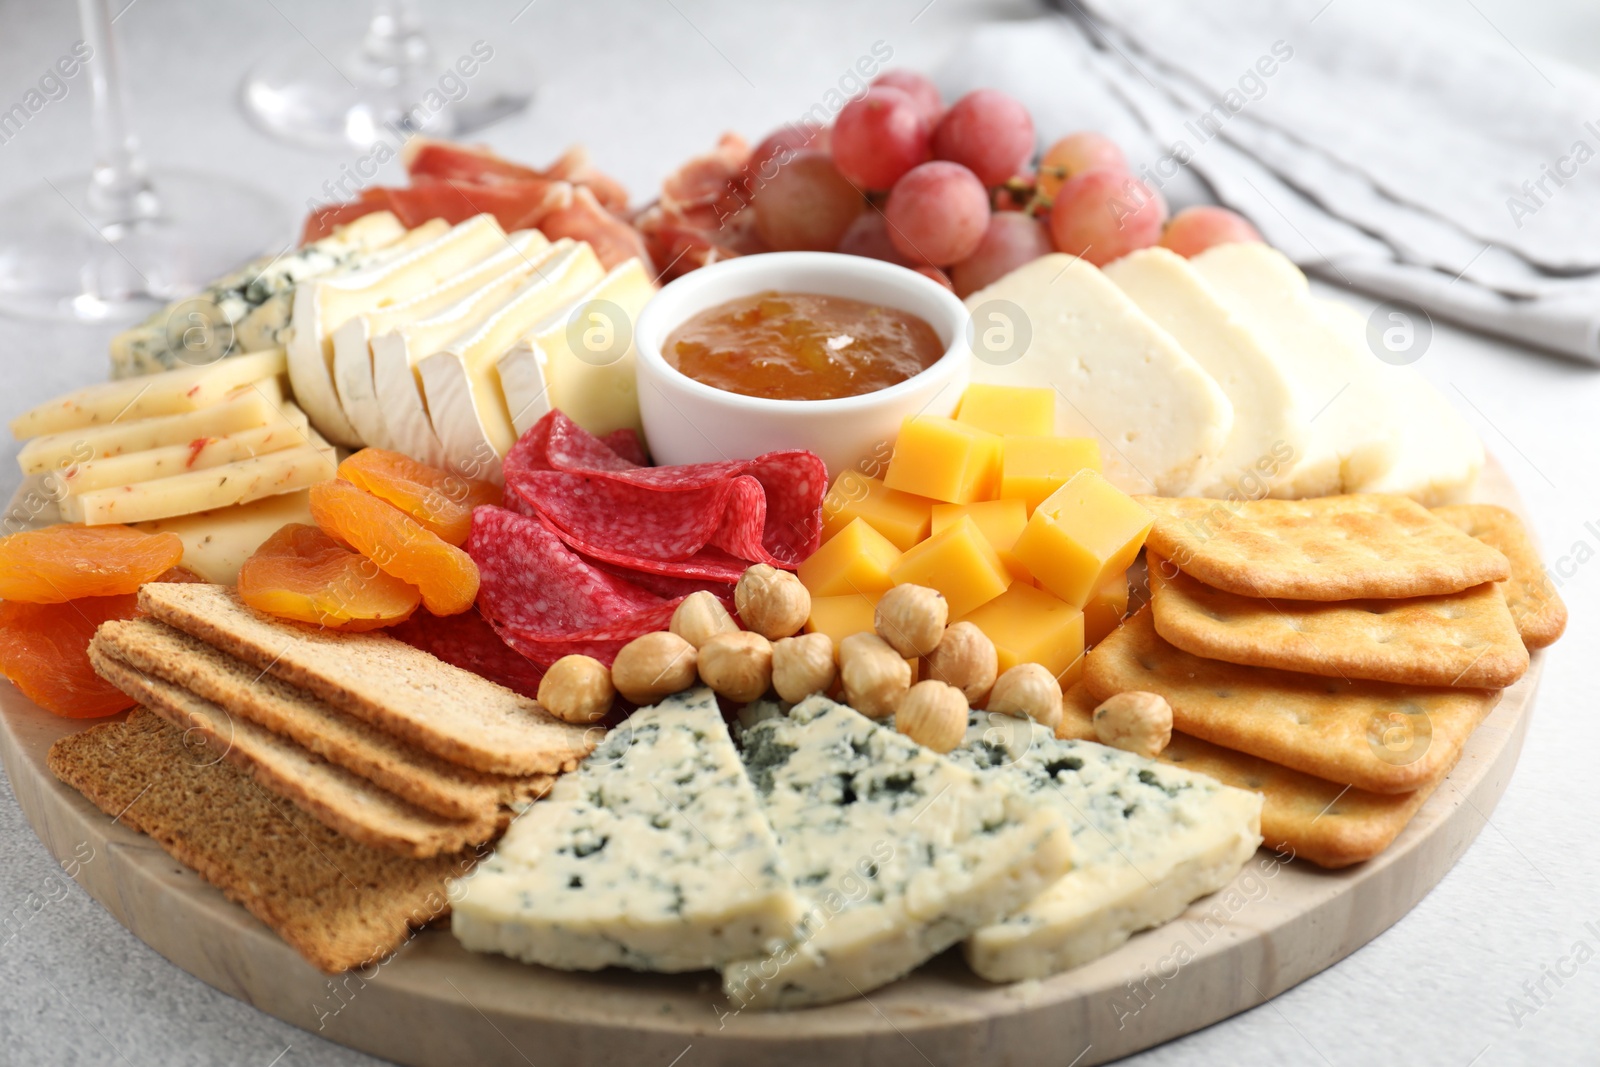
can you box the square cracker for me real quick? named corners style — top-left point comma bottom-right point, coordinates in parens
top-left (1058, 685), bottom-right (1456, 868)
top-left (48, 710), bottom-right (475, 973)
top-left (1148, 556), bottom-right (1528, 688)
top-left (1135, 494), bottom-right (1509, 601)
top-left (1084, 608), bottom-right (1499, 794)
top-left (1433, 504), bottom-right (1567, 649)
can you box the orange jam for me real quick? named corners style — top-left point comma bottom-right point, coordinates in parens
top-left (664, 291), bottom-right (945, 401)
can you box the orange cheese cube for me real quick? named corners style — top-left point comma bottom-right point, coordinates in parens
top-left (889, 515), bottom-right (1011, 618)
top-left (1013, 470), bottom-right (1152, 609)
top-left (960, 583), bottom-right (1085, 688)
top-left (805, 593), bottom-right (879, 650)
top-left (930, 499), bottom-right (1031, 583)
top-left (798, 518), bottom-right (902, 599)
top-left (821, 470), bottom-right (935, 551)
top-left (1001, 436), bottom-right (1102, 514)
top-left (956, 384), bottom-right (1055, 437)
top-left (883, 416), bottom-right (1002, 504)
top-left (1084, 573), bottom-right (1130, 645)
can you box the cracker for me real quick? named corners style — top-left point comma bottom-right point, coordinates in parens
top-left (1058, 685), bottom-right (1450, 868)
top-left (94, 617), bottom-right (550, 820)
top-left (1083, 609), bottom-right (1498, 794)
top-left (1148, 557), bottom-right (1528, 688)
top-left (1434, 504), bottom-right (1567, 649)
top-left (137, 583), bottom-right (594, 776)
top-left (1135, 494), bottom-right (1510, 601)
top-left (47, 710), bottom-right (474, 973)
top-left (90, 647), bottom-right (499, 858)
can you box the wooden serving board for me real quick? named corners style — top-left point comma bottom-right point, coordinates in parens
top-left (0, 463), bottom-right (1543, 1067)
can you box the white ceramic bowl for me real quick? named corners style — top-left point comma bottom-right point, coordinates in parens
top-left (634, 252), bottom-right (971, 479)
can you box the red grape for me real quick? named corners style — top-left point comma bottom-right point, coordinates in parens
top-left (832, 88), bottom-right (931, 191)
top-left (1037, 132), bottom-right (1127, 199)
top-left (931, 89), bottom-right (1035, 187)
top-left (1159, 206), bottom-right (1263, 258)
top-left (836, 211), bottom-right (911, 265)
top-left (1048, 169), bottom-right (1167, 266)
top-left (914, 265), bottom-right (954, 292)
top-left (751, 151), bottom-right (865, 252)
top-left (742, 123), bottom-right (830, 196)
top-left (950, 212), bottom-right (1053, 297)
top-left (884, 161), bottom-right (990, 267)
top-left (871, 70), bottom-right (943, 127)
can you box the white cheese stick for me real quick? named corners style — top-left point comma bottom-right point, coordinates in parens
top-left (59, 443), bottom-right (335, 525)
top-left (61, 403), bottom-right (310, 494)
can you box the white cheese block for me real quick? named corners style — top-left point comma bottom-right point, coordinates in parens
top-left (370, 240), bottom-right (573, 467)
top-left (948, 711), bottom-right (1262, 983)
top-left (1191, 244), bottom-right (1400, 494)
top-left (420, 242), bottom-right (604, 479)
top-left (451, 688), bottom-right (804, 973)
top-left (287, 214), bottom-right (507, 447)
top-left (61, 403), bottom-right (310, 494)
top-left (722, 696), bottom-right (1074, 1010)
top-left (1103, 249), bottom-right (1308, 498)
top-left (132, 489), bottom-right (314, 583)
top-left (964, 254), bottom-right (1233, 495)
top-left (58, 442), bottom-right (334, 525)
top-left (331, 230), bottom-right (551, 449)
top-left (500, 256), bottom-right (656, 440)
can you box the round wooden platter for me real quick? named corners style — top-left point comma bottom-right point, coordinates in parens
top-left (0, 461), bottom-right (1544, 1067)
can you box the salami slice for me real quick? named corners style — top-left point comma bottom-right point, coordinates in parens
top-left (389, 609), bottom-right (545, 698)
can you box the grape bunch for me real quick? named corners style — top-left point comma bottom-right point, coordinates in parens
top-left (744, 71), bottom-right (1261, 297)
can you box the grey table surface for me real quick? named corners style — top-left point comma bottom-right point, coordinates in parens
top-left (1, 1), bottom-right (1597, 1064)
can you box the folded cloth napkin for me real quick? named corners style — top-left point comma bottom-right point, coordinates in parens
top-left (938, 1), bottom-right (1600, 363)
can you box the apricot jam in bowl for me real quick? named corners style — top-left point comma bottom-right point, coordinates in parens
top-left (635, 252), bottom-right (970, 477)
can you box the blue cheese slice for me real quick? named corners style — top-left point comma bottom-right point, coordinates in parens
top-left (949, 711), bottom-right (1263, 983)
top-left (451, 688), bottom-right (803, 973)
top-left (723, 696), bottom-right (1074, 1010)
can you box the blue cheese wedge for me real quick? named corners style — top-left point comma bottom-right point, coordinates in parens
top-left (723, 696), bottom-right (1074, 1010)
top-left (451, 688), bottom-right (803, 973)
top-left (949, 711), bottom-right (1263, 983)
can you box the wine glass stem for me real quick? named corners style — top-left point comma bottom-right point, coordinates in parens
top-left (362, 0), bottom-right (431, 71)
top-left (80, 0), bottom-right (157, 226)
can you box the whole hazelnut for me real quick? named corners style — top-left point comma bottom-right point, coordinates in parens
top-left (735, 564), bottom-right (812, 640)
top-left (611, 631), bottom-right (698, 705)
top-left (895, 680), bottom-right (970, 753)
top-left (698, 631), bottom-right (774, 702)
top-left (1093, 691), bottom-right (1173, 758)
top-left (924, 621), bottom-right (998, 705)
top-left (537, 655), bottom-right (615, 724)
top-left (987, 663), bottom-right (1063, 730)
top-left (838, 631), bottom-right (912, 720)
top-left (874, 584), bottom-right (948, 658)
top-left (670, 590), bottom-right (739, 649)
top-left (771, 632), bottom-right (836, 703)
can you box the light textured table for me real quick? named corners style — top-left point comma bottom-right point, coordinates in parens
top-left (1, 2), bottom-right (1596, 1065)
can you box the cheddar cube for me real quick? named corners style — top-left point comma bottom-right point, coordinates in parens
top-left (930, 499), bottom-right (1031, 583)
top-left (798, 518), bottom-right (902, 599)
top-left (1001, 436), bottom-right (1102, 514)
top-left (1084, 573), bottom-right (1130, 645)
top-left (1013, 470), bottom-right (1152, 609)
top-left (956, 384), bottom-right (1054, 437)
top-left (821, 470), bottom-right (935, 551)
top-left (889, 515), bottom-right (1011, 618)
top-left (960, 583), bottom-right (1085, 688)
top-left (883, 416), bottom-right (1002, 504)
top-left (804, 593), bottom-right (879, 653)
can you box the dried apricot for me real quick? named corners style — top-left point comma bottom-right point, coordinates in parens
top-left (309, 480), bottom-right (479, 615)
top-left (0, 524), bottom-right (184, 603)
top-left (0, 595), bottom-right (139, 718)
top-left (238, 523), bottom-right (422, 631)
top-left (338, 448), bottom-right (499, 546)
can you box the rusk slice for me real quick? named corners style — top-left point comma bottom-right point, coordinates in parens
top-left (1148, 558), bottom-right (1528, 688)
top-left (136, 583), bottom-right (594, 776)
top-left (1434, 504), bottom-right (1567, 649)
top-left (48, 710), bottom-right (474, 973)
top-left (1136, 493), bottom-right (1510, 601)
top-left (1084, 609), bottom-right (1498, 795)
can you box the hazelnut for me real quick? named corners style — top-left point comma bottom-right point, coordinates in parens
top-left (611, 631), bottom-right (698, 705)
top-left (924, 622), bottom-right (998, 705)
top-left (895, 680), bottom-right (969, 753)
top-left (838, 632), bottom-right (912, 720)
top-left (1093, 691), bottom-right (1173, 758)
top-left (670, 590), bottom-right (739, 649)
top-left (771, 632), bottom-right (836, 703)
top-left (987, 663), bottom-right (1063, 730)
top-left (698, 631), bottom-right (774, 702)
top-left (537, 655), bottom-right (616, 724)
top-left (735, 564), bottom-right (812, 640)
top-left (874, 584), bottom-right (948, 658)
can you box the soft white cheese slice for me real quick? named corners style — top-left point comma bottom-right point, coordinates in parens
top-left (1104, 248), bottom-right (1307, 498)
top-left (950, 712), bottom-right (1262, 982)
top-left (964, 254), bottom-right (1233, 495)
top-left (722, 696), bottom-right (1074, 1010)
top-left (451, 688), bottom-right (804, 974)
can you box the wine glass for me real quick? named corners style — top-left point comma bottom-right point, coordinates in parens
top-left (239, 0), bottom-right (532, 151)
top-left (0, 0), bottom-right (290, 323)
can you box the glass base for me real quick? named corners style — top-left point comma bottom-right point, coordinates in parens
top-left (0, 169), bottom-right (290, 323)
